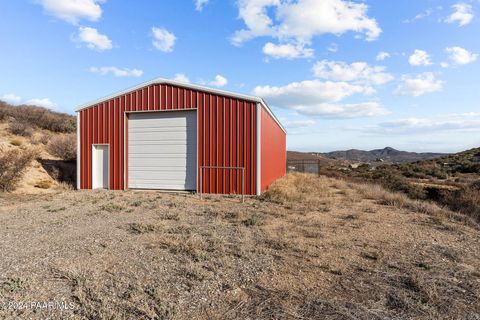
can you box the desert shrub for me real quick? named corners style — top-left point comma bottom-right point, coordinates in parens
top-left (0, 148), bottom-right (39, 191)
top-left (0, 101), bottom-right (75, 133)
top-left (10, 139), bottom-right (22, 146)
top-left (40, 134), bottom-right (51, 145)
top-left (440, 181), bottom-right (480, 222)
top-left (8, 121), bottom-right (33, 137)
top-left (47, 134), bottom-right (76, 160)
top-left (29, 134), bottom-right (50, 145)
top-left (372, 168), bottom-right (427, 200)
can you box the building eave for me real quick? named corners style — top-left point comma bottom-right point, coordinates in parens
top-left (74, 77), bottom-right (286, 133)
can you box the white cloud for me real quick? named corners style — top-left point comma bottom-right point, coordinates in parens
top-left (37, 0), bottom-right (104, 24)
top-left (363, 113), bottom-right (480, 134)
top-left (281, 118), bottom-right (316, 128)
top-left (394, 72), bottom-right (444, 97)
top-left (25, 98), bottom-right (57, 110)
top-left (1, 93), bottom-right (22, 105)
top-left (172, 74), bottom-right (226, 86)
top-left (408, 49), bottom-right (432, 66)
top-left (312, 60), bottom-right (394, 85)
top-left (376, 51), bottom-right (390, 61)
top-left (1, 94), bottom-right (57, 110)
top-left (195, 0), bottom-right (209, 11)
top-left (262, 42), bottom-right (314, 59)
top-left (231, 0), bottom-right (381, 48)
top-left (440, 62), bottom-right (450, 68)
top-left (253, 79), bottom-right (386, 118)
top-left (445, 46), bottom-right (478, 65)
top-left (293, 102), bottom-right (388, 118)
top-left (173, 73), bottom-right (191, 83)
top-left (403, 8), bottom-right (433, 23)
top-left (75, 26), bottom-right (112, 51)
top-left (445, 3), bottom-right (474, 26)
top-left (89, 66), bottom-right (143, 77)
top-left (208, 75), bottom-right (228, 87)
top-left (327, 43), bottom-right (338, 53)
top-left (254, 80), bottom-right (370, 107)
top-left (151, 27), bottom-right (176, 52)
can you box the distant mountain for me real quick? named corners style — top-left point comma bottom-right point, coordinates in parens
top-left (319, 147), bottom-right (446, 164)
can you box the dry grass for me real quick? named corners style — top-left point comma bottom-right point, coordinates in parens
top-left (353, 183), bottom-right (478, 227)
top-left (56, 181), bottom-right (74, 191)
top-left (262, 172), bottom-right (333, 206)
top-left (34, 179), bottom-right (53, 189)
top-left (9, 138), bottom-right (22, 146)
top-left (0, 174), bottom-right (479, 319)
top-left (30, 133), bottom-right (51, 146)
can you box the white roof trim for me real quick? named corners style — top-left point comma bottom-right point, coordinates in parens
top-left (74, 77), bottom-right (286, 133)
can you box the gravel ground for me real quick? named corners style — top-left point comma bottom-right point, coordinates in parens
top-left (0, 176), bottom-right (479, 319)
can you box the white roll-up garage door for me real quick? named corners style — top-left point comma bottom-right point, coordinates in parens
top-left (128, 111), bottom-right (197, 190)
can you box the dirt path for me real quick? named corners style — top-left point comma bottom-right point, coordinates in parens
top-left (0, 177), bottom-right (479, 319)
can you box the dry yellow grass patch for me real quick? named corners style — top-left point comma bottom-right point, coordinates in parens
top-left (10, 138), bottom-right (22, 146)
top-left (263, 172), bottom-right (333, 205)
top-left (34, 179), bottom-right (53, 189)
top-left (352, 183), bottom-right (477, 226)
top-left (263, 173), bottom-right (477, 228)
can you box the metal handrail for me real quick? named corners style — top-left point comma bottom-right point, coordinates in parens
top-left (199, 166), bottom-right (245, 203)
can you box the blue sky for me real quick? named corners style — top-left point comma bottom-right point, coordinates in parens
top-left (1, 0), bottom-right (479, 153)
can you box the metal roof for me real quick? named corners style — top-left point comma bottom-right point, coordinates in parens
top-left (75, 77), bottom-right (286, 133)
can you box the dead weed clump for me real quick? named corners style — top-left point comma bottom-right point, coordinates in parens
top-left (34, 179), bottom-right (53, 189)
top-left (0, 148), bottom-right (39, 191)
top-left (127, 222), bottom-right (162, 235)
top-left (8, 121), bottom-right (33, 137)
top-left (262, 173), bottom-right (332, 206)
top-left (47, 133), bottom-right (77, 160)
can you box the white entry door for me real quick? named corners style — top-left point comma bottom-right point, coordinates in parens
top-left (92, 145), bottom-right (109, 189)
top-left (128, 111), bottom-right (197, 190)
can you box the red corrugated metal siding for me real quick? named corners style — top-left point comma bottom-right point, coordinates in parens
top-left (79, 84), bottom-right (257, 195)
top-left (261, 108), bottom-right (286, 192)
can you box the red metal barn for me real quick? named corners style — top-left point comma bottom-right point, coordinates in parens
top-left (76, 78), bottom-right (286, 195)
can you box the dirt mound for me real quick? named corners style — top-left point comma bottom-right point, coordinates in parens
top-left (0, 121), bottom-right (75, 194)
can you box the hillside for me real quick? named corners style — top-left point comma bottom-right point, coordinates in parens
top-left (0, 173), bottom-right (479, 319)
top-left (396, 147), bottom-right (480, 180)
top-left (321, 147), bottom-right (446, 164)
top-left (287, 151), bottom-right (339, 165)
top-left (0, 100), bottom-right (76, 193)
top-left (320, 147), bottom-right (480, 222)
